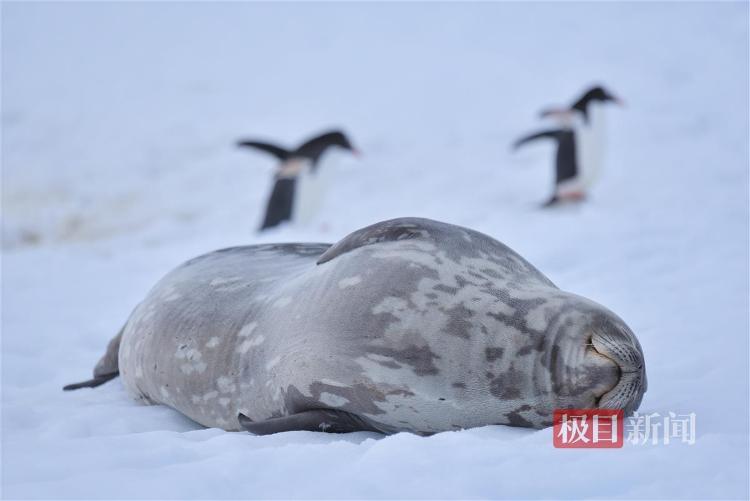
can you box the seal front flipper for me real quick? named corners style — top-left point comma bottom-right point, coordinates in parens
top-left (238, 409), bottom-right (381, 435)
top-left (63, 372), bottom-right (119, 391)
top-left (317, 217), bottom-right (454, 264)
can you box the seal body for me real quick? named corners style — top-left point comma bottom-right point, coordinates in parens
top-left (79, 218), bottom-right (646, 434)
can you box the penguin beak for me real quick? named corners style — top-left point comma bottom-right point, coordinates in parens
top-left (351, 148), bottom-right (362, 158)
top-left (612, 96), bottom-right (625, 107)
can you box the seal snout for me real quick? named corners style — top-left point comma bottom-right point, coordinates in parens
top-left (581, 342), bottom-right (621, 401)
top-left (590, 325), bottom-right (647, 416)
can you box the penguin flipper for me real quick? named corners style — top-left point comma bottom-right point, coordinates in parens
top-left (512, 129), bottom-right (562, 151)
top-left (238, 409), bottom-right (380, 435)
top-left (237, 140), bottom-right (291, 161)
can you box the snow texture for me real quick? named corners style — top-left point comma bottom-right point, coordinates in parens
top-left (2, 2), bottom-right (748, 499)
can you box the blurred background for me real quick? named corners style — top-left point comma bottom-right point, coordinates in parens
top-left (2, 2), bottom-right (748, 499)
top-left (4, 2), bottom-right (747, 249)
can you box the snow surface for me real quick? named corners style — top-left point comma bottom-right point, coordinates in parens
top-left (2, 2), bottom-right (749, 499)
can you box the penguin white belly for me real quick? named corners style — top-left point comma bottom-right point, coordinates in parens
top-left (574, 104), bottom-right (607, 190)
top-left (292, 161), bottom-right (335, 226)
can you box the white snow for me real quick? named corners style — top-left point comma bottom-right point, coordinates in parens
top-left (2, 2), bottom-right (748, 499)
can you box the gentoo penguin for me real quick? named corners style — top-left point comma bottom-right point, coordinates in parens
top-left (513, 86), bottom-right (622, 206)
top-left (237, 130), bottom-right (358, 230)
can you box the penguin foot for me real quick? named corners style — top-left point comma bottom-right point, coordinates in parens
top-left (542, 191), bottom-right (586, 208)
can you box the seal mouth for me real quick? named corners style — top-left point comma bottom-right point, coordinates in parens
top-left (583, 341), bottom-right (621, 401)
top-left (590, 329), bottom-right (647, 416)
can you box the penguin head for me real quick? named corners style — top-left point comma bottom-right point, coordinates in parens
top-left (323, 131), bottom-right (359, 154)
top-left (296, 130), bottom-right (360, 164)
top-left (572, 86), bottom-right (623, 113)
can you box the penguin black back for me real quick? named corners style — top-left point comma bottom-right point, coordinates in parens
top-left (513, 128), bottom-right (578, 205)
top-left (514, 128), bottom-right (578, 184)
top-left (260, 178), bottom-right (297, 230)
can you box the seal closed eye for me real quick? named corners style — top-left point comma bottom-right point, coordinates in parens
top-left (65, 217), bottom-right (646, 435)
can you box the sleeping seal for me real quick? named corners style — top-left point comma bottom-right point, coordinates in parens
top-left (65, 217), bottom-right (646, 435)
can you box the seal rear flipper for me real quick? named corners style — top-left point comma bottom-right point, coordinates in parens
top-left (64, 327), bottom-right (123, 391)
top-left (238, 409), bottom-right (381, 435)
top-left (63, 371), bottom-right (119, 391)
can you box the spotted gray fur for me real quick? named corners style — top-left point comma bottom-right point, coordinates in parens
top-left (74, 217), bottom-right (646, 435)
